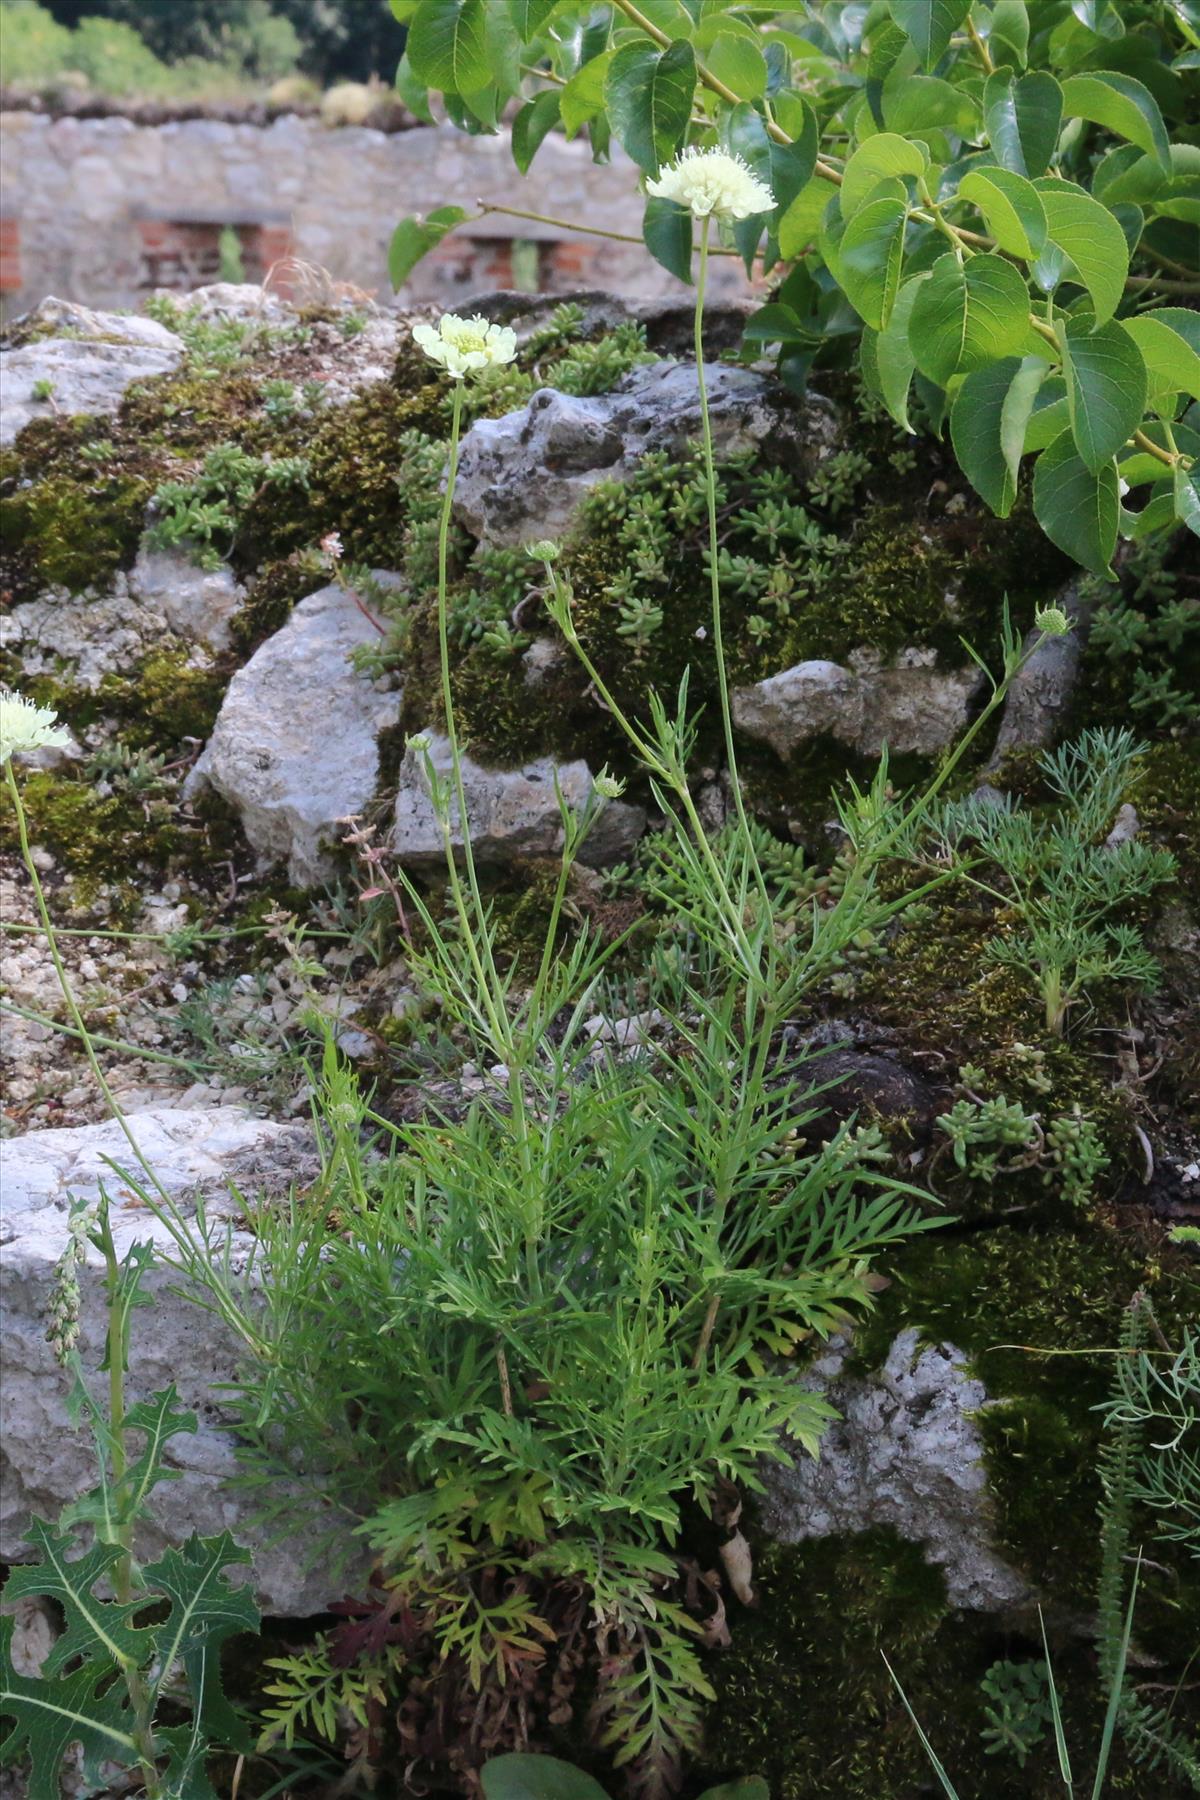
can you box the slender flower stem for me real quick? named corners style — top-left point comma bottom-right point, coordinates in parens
top-left (694, 219), bottom-right (771, 924)
top-left (434, 382), bottom-right (510, 1055)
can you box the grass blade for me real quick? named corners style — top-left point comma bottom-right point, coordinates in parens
top-left (882, 1654), bottom-right (960, 1799)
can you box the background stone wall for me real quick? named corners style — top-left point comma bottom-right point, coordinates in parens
top-left (0, 109), bottom-right (756, 314)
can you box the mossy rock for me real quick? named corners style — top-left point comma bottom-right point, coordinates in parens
top-left (700, 1525), bottom-right (1192, 1798)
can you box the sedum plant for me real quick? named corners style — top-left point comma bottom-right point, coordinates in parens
top-left (389, 0), bottom-right (1199, 576)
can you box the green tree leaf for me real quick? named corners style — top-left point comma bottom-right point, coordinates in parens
top-left (841, 133), bottom-right (928, 217)
top-left (1060, 317), bottom-right (1148, 474)
top-left (1122, 310), bottom-right (1200, 404)
top-left (560, 51), bottom-right (612, 137)
top-left (388, 204), bottom-right (469, 288)
top-left (1060, 72), bottom-right (1171, 173)
top-left (907, 250), bottom-right (1031, 386)
top-left (884, 75), bottom-right (980, 136)
top-left (1034, 180), bottom-right (1129, 322)
top-left (950, 355), bottom-right (1026, 515)
top-left (999, 354), bottom-right (1052, 477)
top-left (1175, 462), bottom-right (1200, 538)
top-left (868, 272), bottom-right (929, 430)
top-left (512, 89), bottom-right (561, 173)
top-left (407, 0), bottom-right (490, 95)
top-left (482, 1753), bottom-right (612, 1800)
top-left (958, 168), bottom-right (1047, 259)
top-left (989, 0), bottom-right (1029, 68)
top-left (705, 31), bottom-right (768, 98)
top-left (394, 51), bottom-right (435, 121)
top-left (507, 0), bottom-right (559, 39)
top-left (889, 0), bottom-right (969, 70)
top-left (984, 69), bottom-right (1063, 177)
top-left (778, 177), bottom-right (831, 257)
top-left (1032, 429), bottom-right (1119, 576)
top-left (643, 194), bottom-right (693, 282)
top-left (605, 39), bottom-right (695, 176)
top-left (839, 191), bottom-right (909, 328)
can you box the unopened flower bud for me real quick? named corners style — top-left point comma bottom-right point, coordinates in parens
top-left (594, 770), bottom-right (626, 801)
top-left (1035, 605), bottom-right (1070, 637)
top-left (525, 539), bottom-right (560, 564)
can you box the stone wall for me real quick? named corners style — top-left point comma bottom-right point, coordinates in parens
top-left (0, 109), bottom-right (755, 314)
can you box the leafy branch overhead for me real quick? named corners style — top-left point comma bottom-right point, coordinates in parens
top-left (388, 0), bottom-right (1200, 575)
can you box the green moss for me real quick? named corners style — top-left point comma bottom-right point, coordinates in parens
top-left (0, 768), bottom-right (182, 886)
top-left (230, 555), bottom-right (319, 656)
top-left (97, 647), bottom-right (229, 749)
top-left (701, 1526), bottom-right (1191, 1798)
top-left (0, 449), bottom-right (151, 596)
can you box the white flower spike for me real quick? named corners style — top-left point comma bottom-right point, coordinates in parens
top-left (0, 691), bottom-right (71, 767)
top-left (647, 147), bottom-right (774, 222)
top-left (412, 313), bottom-right (518, 381)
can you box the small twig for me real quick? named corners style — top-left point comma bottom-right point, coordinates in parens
top-left (1132, 1122), bottom-right (1155, 1186)
top-left (496, 1337), bottom-right (514, 1416)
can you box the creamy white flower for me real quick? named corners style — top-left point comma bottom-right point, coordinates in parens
top-left (0, 692), bottom-right (71, 767)
top-left (412, 313), bottom-right (518, 380)
top-left (320, 530), bottom-right (344, 562)
top-left (647, 147), bottom-right (774, 221)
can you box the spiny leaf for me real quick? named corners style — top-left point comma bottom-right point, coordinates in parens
top-left (3, 1522), bottom-right (153, 1675)
top-left (141, 1532), bottom-right (260, 1748)
top-left (0, 1614), bottom-right (138, 1800)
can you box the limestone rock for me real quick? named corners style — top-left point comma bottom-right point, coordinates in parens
top-left (187, 580), bottom-right (400, 886)
top-left (0, 1108), bottom-right (353, 1617)
top-left (1, 581), bottom-right (208, 689)
top-left (393, 732), bottom-right (646, 867)
top-left (1, 297), bottom-right (183, 445)
top-left (988, 580), bottom-right (1092, 766)
top-left (733, 648), bottom-right (983, 759)
top-left (454, 360), bottom-right (839, 548)
top-left (131, 547), bottom-right (245, 653)
top-left (760, 1329), bottom-right (1028, 1612)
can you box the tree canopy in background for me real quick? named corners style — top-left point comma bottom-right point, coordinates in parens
top-left (39, 0), bottom-right (404, 83)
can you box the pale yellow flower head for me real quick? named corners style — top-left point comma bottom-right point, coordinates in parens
top-left (412, 313), bottom-right (518, 380)
top-left (647, 147), bottom-right (774, 221)
top-left (0, 691), bottom-right (71, 766)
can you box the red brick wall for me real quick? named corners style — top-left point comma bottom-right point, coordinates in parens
top-left (0, 216), bottom-right (21, 295)
top-left (421, 233), bottom-right (607, 299)
top-left (134, 218), bottom-right (295, 291)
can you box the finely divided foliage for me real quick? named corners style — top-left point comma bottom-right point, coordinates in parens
top-left (390, 0), bottom-right (1199, 577)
